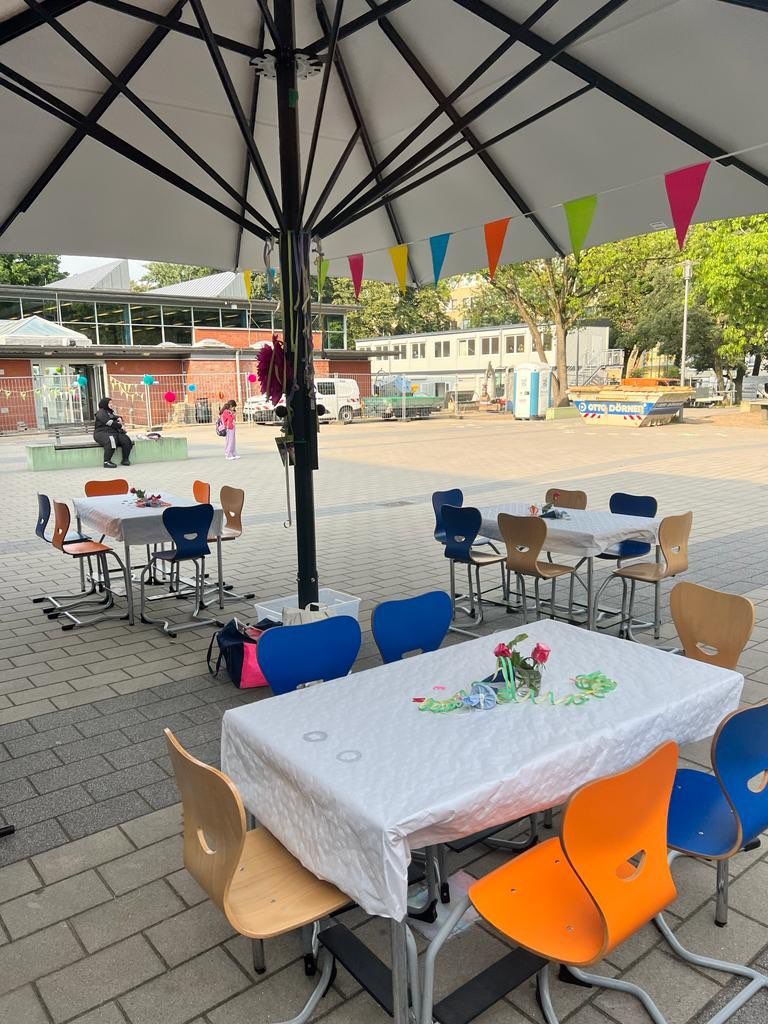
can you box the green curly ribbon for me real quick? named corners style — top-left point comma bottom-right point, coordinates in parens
top-left (417, 668), bottom-right (617, 713)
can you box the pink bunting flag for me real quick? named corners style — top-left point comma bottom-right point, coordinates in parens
top-left (348, 253), bottom-right (364, 298)
top-left (664, 162), bottom-right (710, 249)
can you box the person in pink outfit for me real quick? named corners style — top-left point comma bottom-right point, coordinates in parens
top-left (220, 400), bottom-right (239, 459)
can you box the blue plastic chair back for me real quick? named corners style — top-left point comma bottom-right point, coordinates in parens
top-left (713, 704), bottom-right (768, 848)
top-left (257, 616), bottom-right (362, 696)
top-left (432, 488), bottom-right (463, 543)
top-left (602, 492), bottom-right (659, 560)
top-left (36, 493), bottom-right (51, 541)
top-left (162, 504), bottom-right (213, 560)
top-left (442, 504), bottom-right (481, 563)
top-left (372, 591), bottom-right (453, 663)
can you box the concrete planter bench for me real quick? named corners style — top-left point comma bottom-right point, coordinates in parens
top-left (26, 435), bottom-right (188, 471)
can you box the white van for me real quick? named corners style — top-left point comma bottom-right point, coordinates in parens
top-left (242, 377), bottom-right (361, 424)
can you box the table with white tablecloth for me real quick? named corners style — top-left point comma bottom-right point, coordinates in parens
top-left (73, 492), bottom-right (224, 623)
top-left (221, 619), bottom-right (741, 1023)
top-left (478, 504), bottom-right (662, 628)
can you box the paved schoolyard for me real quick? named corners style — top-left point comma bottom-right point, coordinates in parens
top-left (1, 411), bottom-right (767, 1023)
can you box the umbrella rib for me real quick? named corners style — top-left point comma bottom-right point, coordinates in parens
top-left (0, 0), bottom-right (86, 45)
top-left (305, 127), bottom-right (362, 232)
top-left (19, 0), bottom-right (275, 237)
top-left (234, 19), bottom-right (267, 270)
top-left (361, 0), bottom-right (564, 256)
top-left (315, 0), bottom-right (417, 283)
top-left (328, 86), bottom-right (594, 237)
top-left (453, 0), bottom-right (768, 189)
top-left (298, 0), bottom-right (346, 225)
top-left (89, 0), bottom-right (263, 60)
top-left (0, 63), bottom-right (270, 241)
top-left (189, 0), bottom-right (284, 229)
top-left (0, 0), bottom-right (191, 241)
top-left (313, 0), bottom-right (564, 235)
top-left (303, 0), bottom-right (416, 56)
top-left (253, 0), bottom-right (281, 46)
top-left (316, 0), bottom-right (629, 237)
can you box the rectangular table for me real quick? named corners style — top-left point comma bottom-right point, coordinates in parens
top-left (221, 620), bottom-right (742, 1023)
top-left (478, 504), bottom-right (662, 628)
top-left (73, 492), bottom-right (224, 624)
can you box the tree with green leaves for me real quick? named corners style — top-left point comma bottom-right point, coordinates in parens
top-left (0, 253), bottom-right (63, 286)
top-left (326, 278), bottom-right (451, 343)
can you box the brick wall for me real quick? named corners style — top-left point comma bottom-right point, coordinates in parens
top-left (192, 328), bottom-right (323, 350)
top-left (0, 359), bottom-right (36, 432)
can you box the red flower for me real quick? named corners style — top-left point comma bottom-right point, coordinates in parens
top-left (531, 642), bottom-right (551, 665)
top-left (494, 643), bottom-right (512, 658)
top-left (130, 487), bottom-right (136, 494)
top-left (552, 491), bottom-right (560, 502)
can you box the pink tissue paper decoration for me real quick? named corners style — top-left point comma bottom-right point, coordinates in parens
top-left (665, 162), bottom-right (710, 250)
top-left (247, 372), bottom-right (257, 383)
top-left (163, 391), bottom-right (176, 403)
top-left (256, 334), bottom-right (291, 406)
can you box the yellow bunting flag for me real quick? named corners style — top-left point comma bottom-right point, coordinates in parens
top-left (389, 244), bottom-right (408, 294)
top-left (243, 270), bottom-right (253, 299)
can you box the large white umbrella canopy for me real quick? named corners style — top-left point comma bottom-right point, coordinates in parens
top-left (2, 0), bottom-right (767, 608)
top-left (0, 1), bottom-right (767, 280)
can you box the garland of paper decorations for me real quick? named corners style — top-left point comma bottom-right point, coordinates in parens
top-left (327, 159), bottom-right (716, 297)
top-left (415, 669), bottom-right (617, 714)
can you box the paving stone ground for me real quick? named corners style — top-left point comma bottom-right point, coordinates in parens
top-left (1, 410), bottom-right (767, 1023)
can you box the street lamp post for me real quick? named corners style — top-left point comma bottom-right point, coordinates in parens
top-left (681, 259), bottom-right (694, 388)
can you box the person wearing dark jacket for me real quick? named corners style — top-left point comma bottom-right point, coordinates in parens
top-left (93, 397), bottom-right (133, 468)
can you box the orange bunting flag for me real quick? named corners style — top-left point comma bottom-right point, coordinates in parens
top-left (389, 244), bottom-right (409, 293)
top-left (484, 217), bottom-right (511, 279)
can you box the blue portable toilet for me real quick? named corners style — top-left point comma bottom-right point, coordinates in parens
top-left (513, 364), bottom-right (554, 419)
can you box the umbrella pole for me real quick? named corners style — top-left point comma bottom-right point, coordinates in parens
top-left (276, 0), bottom-right (319, 608)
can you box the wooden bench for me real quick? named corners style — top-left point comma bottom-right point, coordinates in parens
top-left (749, 400), bottom-right (768, 422)
top-left (26, 435), bottom-right (189, 471)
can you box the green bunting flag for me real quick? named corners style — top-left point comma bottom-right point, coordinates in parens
top-left (563, 194), bottom-right (598, 260)
top-left (317, 258), bottom-right (330, 299)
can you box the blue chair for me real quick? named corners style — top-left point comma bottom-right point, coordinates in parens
top-left (140, 503), bottom-right (222, 637)
top-left (257, 616), bottom-right (362, 696)
top-left (432, 488), bottom-right (496, 549)
top-left (33, 493), bottom-right (94, 614)
top-left (598, 492), bottom-right (658, 563)
top-left (668, 703), bottom-right (768, 926)
top-left (443, 505), bottom-right (505, 626)
top-left (372, 591), bottom-right (452, 663)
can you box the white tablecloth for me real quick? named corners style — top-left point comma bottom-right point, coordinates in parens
top-left (73, 492), bottom-right (223, 545)
top-left (221, 620), bottom-right (742, 920)
top-left (479, 504), bottom-right (661, 557)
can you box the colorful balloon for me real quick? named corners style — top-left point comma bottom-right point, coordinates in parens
top-left (187, 383), bottom-right (197, 392)
top-left (142, 374), bottom-right (155, 385)
top-left (163, 391), bottom-right (177, 403)
top-left (247, 373), bottom-right (257, 383)
top-left (77, 375), bottom-right (88, 387)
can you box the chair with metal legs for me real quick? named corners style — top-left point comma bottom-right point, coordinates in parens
top-left (32, 493), bottom-right (97, 615)
top-left (84, 479), bottom-right (130, 498)
top-left (257, 616), bottom-right (362, 696)
top-left (432, 488), bottom-right (497, 549)
top-left (668, 703), bottom-right (768, 928)
top-left (670, 581), bottom-right (754, 671)
top-left (598, 492), bottom-right (658, 565)
top-left (49, 501), bottom-right (132, 630)
top-left (420, 741), bottom-right (768, 1024)
top-left (595, 511), bottom-right (692, 641)
top-left (207, 485), bottom-right (255, 603)
top-left (139, 504), bottom-right (223, 637)
top-left (192, 479), bottom-right (211, 503)
top-left (164, 729), bottom-right (354, 1014)
top-left (545, 487), bottom-right (587, 510)
top-left (371, 591), bottom-right (453, 663)
top-left (442, 505), bottom-right (505, 628)
top-left (497, 513), bottom-right (576, 623)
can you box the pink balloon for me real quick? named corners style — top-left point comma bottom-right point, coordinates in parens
top-left (247, 373), bottom-right (257, 383)
top-left (163, 391), bottom-right (177, 403)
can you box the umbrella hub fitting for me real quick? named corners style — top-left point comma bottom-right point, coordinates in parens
top-left (250, 51), bottom-right (325, 80)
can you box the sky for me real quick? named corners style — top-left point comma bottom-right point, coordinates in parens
top-left (60, 254), bottom-right (147, 282)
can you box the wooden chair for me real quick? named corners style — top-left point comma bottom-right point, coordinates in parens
top-left (84, 479), bottom-right (130, 497)
top-left (498, 513), bottom-right (576, 623)
top-left (51, 501), bottom-right (131, 629)
top-left (545, 487), bottom-right (587, 510)
top-left (164, 729), bottom-right (351, 1010)
top-left (209, 485), bottom-right (255, 603)
top-left (670, 581), bottom-right (755, 670)
top-left (193, 479), bottom-right (211, 503)
top-left (604, 511), bottom-right (693, 640)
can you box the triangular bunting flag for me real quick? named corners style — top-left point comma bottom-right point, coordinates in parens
top-left (317, 258), bottom-right (330, 298)
top-left (389, 244), bottom-right (408, 294)
top-left (484, 217), bottom-right (511, 279)
top-left (563, 195), bottom-right (598, 260)
top-left (429, 233), bottom-right (451, 285)
top-left (243, 270), bottom-right (253, 299)
top-left (665, 162), bottom-right (710, 249)
top-left (348, 253), bottom-right (364, 299)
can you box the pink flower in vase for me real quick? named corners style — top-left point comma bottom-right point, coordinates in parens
top-left (529, 505), bottom-right (539, 517)
top-left (494, 643), bottom-right (512, 658)
top-left (531, 642), bottom-right (551, 665)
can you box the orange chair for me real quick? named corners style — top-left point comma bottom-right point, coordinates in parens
top-left (419, 742), bottom-right (768, 1024)
top-left (51, 501), bottom-right (132, 629)
top-left (84, 479), bottom-right (129, 497)
top-left (193, 479), bottom-right (211, 504)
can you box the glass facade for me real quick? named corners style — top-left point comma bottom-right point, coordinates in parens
top-left (22, 296), bottom-right (59, 320)
top-left (0, 298), bottom-right (21, 320)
